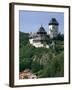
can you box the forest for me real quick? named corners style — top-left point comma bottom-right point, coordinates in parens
top-left (19, 31), bottom-right (64, 79)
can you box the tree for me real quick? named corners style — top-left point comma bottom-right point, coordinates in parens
top-left (19, 58), bottom-right (32, 72)
top-left (31, 60), bottom-right (43, 73)
top-left (38, 51), bottom-right (64, 77)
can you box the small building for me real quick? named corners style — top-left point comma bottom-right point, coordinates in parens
top-left (48, 18), bottom-right (59, 38)
top-left (29, 25), bottom-right (49, 48)
top-left (28, 74), bottom-right (37, 79)
top-left (19, 69), bottom-right (37, 79)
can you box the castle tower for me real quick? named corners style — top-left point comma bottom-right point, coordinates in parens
top-left (49, 18), bottom-right (59, 38)
top-left (34, 25), bottom-right (47, 42)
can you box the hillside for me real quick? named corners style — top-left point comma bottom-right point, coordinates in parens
top-left (19, 31), bottom-right (64, 79)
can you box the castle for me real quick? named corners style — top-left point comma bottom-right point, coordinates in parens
top-left (29, 18), bottom-right (59, 48)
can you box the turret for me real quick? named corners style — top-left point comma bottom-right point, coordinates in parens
top-left (49, 18), bottom-right (59, 38)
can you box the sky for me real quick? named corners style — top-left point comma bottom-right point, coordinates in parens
top-left (19, 10), bottom-right (64, 33)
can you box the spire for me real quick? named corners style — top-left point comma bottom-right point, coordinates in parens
top-left (41, 24), bottom-right (43, 27)
top-left (37, 24), bottom-right (47, 34)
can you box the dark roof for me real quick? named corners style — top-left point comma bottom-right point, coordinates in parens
top-left (37, 25), bottom-right (47, 34)
top-left (49, 18), bottom-right (59, 25)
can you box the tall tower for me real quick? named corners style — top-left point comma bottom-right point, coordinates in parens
top-left (49, 18), bottom-right (59, 38)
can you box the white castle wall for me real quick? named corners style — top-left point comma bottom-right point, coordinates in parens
top-left (29, 39), bottom-right (33, 44)
top-left (29, 39), bottom-right (49, 48)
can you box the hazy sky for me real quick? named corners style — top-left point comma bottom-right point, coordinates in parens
top-left (19, 10), bottom-right (64, 33)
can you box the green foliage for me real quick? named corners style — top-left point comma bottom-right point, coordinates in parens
top-left (19, 31), bottom-right (29, 48)
top-left (19, 31), bottom-right (64, 78)
top-left (53, 33), bottom-right (64, 41)
top-left (38, 51), bottom-right (64, 77)
top-left (20, 58), bottom-right (32, 72)
top-left (31, 60), bottom-right (43, 73)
